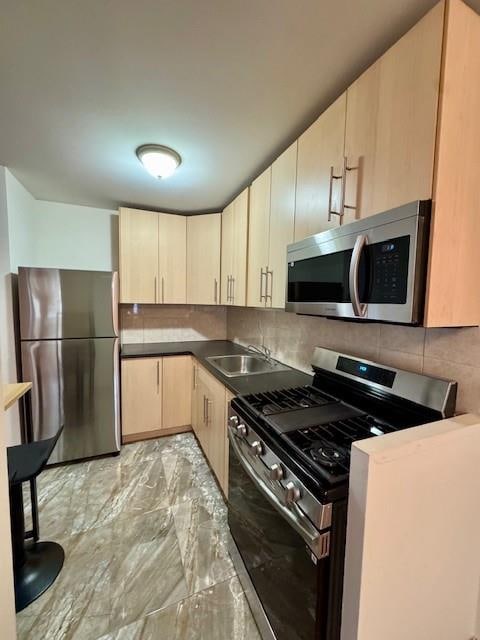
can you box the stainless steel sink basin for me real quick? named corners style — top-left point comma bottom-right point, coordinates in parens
top-left (206, 354), bottom-right (289, 378)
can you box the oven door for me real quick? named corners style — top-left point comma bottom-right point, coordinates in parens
top-left (228, 431), bottom-right (330, 640)
top-left (285, 200), bottom-right (430, 324)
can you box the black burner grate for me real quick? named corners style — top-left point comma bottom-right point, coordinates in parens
top-left (287, 414), bottom-right (395, 475)
top-left (243, 385), bottom-right (333, 415)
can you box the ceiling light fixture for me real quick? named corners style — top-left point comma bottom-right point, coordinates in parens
top-left (136, 144), bottom-right (181, 179)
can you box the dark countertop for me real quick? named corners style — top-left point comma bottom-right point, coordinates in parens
top-left (120, 340), bottom-right (312, 396)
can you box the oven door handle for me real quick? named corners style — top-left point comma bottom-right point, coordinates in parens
top-left (349, 234), bottom-right (368, 317)
top-left (228, 431), bottom-right (329, 559)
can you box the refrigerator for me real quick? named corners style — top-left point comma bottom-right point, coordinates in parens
top-left (18, 267), bottom-right (120, 464)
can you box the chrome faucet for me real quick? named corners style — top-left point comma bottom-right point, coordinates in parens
top-left (247, 344), bottom-right (273, 365)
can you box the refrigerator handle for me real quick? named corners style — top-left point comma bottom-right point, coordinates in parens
top-left (113, 338), bottom-right (121, 451)
top-left (112, 271), bottom-right (119, 337)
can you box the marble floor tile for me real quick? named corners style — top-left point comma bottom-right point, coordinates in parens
top-left (97, 577), bottom-right (262, 640)
top-left (16, 434), bottom-right (259, 640)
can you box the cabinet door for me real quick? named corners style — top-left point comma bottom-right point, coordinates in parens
top-left (247, 168), bottom-right (271, 307)
top-left (221, 203), bottom-right (234, 304)
top-left (294, 94), bottom-right (346, 241)
top-left (186, 214), bottom-right (221, 305)
top-left (344, 2), bottom-right (443, 220)
top-left (162, 356), bottom-right (192, 429)
top-left (223, 390), bottom-right (234, 497)
top-left (231, 187), bottom-right (249, 306)
top-left (119, 208), bottom-right (158, 303)
top-left (268, 141), bottom-right (297, 308)
top-left (158, 213), bottom-right (187, 304)
top-left (121, 357), bottom-right (162, 437)
top-left (202, 368), bottom-right (227, 490)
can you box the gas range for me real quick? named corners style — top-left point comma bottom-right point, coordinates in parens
top-left (227, 347), bottom-right (457, 640)
top-left (230, 347), bottom-right (457, 501)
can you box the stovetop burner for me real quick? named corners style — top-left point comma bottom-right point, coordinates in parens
top-left (310, 441), bottom-right (348, 469)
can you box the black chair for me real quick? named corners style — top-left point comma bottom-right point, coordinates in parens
top-left (7, 427), bottom-right (65, 612)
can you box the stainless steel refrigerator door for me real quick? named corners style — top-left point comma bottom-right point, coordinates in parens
top-left (21, 337), bottom-right (120, 463)
top-left (19, 267), bottom-right (119, 340)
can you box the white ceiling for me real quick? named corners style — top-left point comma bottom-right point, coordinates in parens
top-left (1, 0), bottom-right (476, 213)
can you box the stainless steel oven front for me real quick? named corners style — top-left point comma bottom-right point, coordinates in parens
top-left (285, 200), bottom-right (430, 325)
top-left (227, 409), bottom-right (345, 640)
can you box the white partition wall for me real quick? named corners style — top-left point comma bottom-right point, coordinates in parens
top-left (341, 413), bottom-right (480, 640)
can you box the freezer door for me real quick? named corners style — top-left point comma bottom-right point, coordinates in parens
top-left (18, 267), bottom-right (119, 339)
top-left (21, 337), bottom-right (120, 463)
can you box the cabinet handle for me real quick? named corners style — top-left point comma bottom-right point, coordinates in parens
top-left (161, 277), bottom-right (165, 303)
top-left (228, 275), bottom-right (233, 303)
top-left (154, 276), bottom-right (157, 303)
top-left (260, 268), bottom-right (266, 302)
top-left (231, 277), bottom-right (235, 304)
top-left (193, 365), bottom-right (197, 390)
top-left (214, 278), bottom-right (218, 304)
top-left (203, 395), bottom-right (207, 423)
top-left (327, 165), bottom-right (344, 222)
top-left (266, 268), bottom-right (273, 306)
top-left (342, 155), bottom-right (359, 219)
top-left (156, 360), bottom-right (160, 393)
top-left (206, 398), bottom-right (212, 424)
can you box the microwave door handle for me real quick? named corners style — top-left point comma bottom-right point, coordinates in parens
top-left (228, 429), bottom-right (326, 558)
top-left (349, 234), bottom-right (368, 317)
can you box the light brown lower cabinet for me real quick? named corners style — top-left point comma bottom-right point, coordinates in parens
top-left (192, 361), bottom-right (230, 496)
top-left (122, 355), bottom-right (232, 494)
top-left (121, 355), bottom-right (192, 443)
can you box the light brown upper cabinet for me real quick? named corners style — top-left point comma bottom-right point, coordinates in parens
top-left (158, 213), bottom-right (186, 304)
top-left (247, 167), bottom-right (271, 307)
top-left (119, 208), bottom-right (186, 304)
top-left (343, 2), bottom-right (443, 222)
top-left (186, 213), bottom-right (221, 304)
top-left (119, 208), bottom-right (159, 303)
top-left (220, 202), bottom-right (234, 304)
top-left (269, 142), bottom-right (297, 308)
top-left (247, 142), bottom-right (296, 308)
top-left (221, 187), bottom-right (249, 306)
top-left (294, 94), bottom-right (346, 241)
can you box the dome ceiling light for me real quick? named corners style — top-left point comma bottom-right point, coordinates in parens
top-left (136, 144), bottom-right (182, 179)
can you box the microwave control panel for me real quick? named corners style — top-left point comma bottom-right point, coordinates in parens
top-left (369, 235), bottom-right (409, 304)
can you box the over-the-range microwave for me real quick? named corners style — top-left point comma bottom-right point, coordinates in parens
top-left (285, 200), bottom-right (431, 325)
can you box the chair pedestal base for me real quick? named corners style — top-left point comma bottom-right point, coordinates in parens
top-left (14, 541), bottom-right (65, 612)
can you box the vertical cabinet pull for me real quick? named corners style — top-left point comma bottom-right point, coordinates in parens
top-left (193, 365), bottom-right (197, 390)
top-left (161, 277), bottom-right (165, 303)
top-left (266, 268), bottom-right (273, 306)
top-left (154, 276), bottom-right (157, 303)
top-left (343, 156), bottom-right (359, 216)
top-left (214, 278), bottom-right (218, 304)
top-left (328, 157), bottom-right (359, 223)
top-left (231, 277), bottom-right (235, 304)
top-left (156, 360), bottom-right (160, 393)
top-left (260, 268), bottom-right (266, 302)
top-left (327, 165), bottom-right (344, 222)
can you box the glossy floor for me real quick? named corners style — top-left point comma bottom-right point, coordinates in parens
top-left (17, 433), bottom-right (261, 640)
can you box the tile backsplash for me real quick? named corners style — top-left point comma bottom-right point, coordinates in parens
top-left (226, 307), bottom-right (480, 416)
top-left (120, 305), bottom-right (227, 344)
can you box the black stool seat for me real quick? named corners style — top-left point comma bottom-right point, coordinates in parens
top-left (8, 426), bottom-right (65, 612)
top-left (8, 438), bottom-right (59, 485)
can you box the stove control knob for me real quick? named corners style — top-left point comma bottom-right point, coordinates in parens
top-left (236, 423), bottom-right (247, 437)
top-left (250, 440), bottom-right (263, 457)
top-left (229, 415), bottom-right (239, 428)
top-left (284, 481), bottom-right (301, 505)
top-left (269, 463), bottom-right (284, 481)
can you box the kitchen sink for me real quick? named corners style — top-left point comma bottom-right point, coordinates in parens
top-left (206, 354), bottom-right (290, 377)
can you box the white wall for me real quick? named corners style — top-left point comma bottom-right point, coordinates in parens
top-left (6, 170), bottom-right (118, 273)
top-left (2, 170), bottom-right (119, 445)
top-left (0, 168), bottom-right (20, 445)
